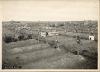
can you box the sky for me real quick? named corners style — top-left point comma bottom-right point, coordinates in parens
top-left (1, 0), bottom-right (99, 21)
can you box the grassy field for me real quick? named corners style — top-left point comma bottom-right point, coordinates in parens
top-left (2, 21), bottom-right (98, 69)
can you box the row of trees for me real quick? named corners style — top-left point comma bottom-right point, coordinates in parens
top-left (3, 25), bottom-right (35, 43)
top-left (3, 33), bottom-right (33, 43)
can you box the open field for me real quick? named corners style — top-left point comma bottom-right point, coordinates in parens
top-left (2, 20), bottom-right (98, 69)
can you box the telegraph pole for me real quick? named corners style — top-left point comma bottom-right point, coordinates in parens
top-left (55, 22), bottom-right (60, 50)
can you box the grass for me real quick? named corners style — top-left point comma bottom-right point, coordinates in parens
top-left (2, 34), bottom-right (98, 69)
top-left (8, 43), bottom-right (49, 54)
top-left (2, 21), bottom-right (98, 69)
top-left (3, 39), bottom-right (38, 49)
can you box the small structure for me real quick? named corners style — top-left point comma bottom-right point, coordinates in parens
top-left (48, 31), bottom-right (59, 36)
top-left (89, 35), bottom-right (95, 40)
top-left (89, 32), bottom-right (95, 40)
top-left (40, 32), bottom-right (48, 37)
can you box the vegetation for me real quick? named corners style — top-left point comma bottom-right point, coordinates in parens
top-left (2, 20), bottom-right (98, 69)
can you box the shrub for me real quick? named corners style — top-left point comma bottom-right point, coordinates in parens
top-left (28, 34), bottom-right (33, 39)
top-left (18, 35), bottom-right (25, 40)
top-left (72, 51), bottom-right (78, 55)
top-left (3, 34), bottom-right (15, 43)
top-left (48, 40), bottom-right (58, 48)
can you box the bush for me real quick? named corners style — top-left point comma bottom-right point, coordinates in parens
top-left (48, 40), bottom-right (58, 48)
top-left (59, 24), bottom-right (64, 26)
top-left (18, 35), bottom-right (25, 40)
top-left (3, 35), bottom-right (15, 43)
top-left (38, 37), bottom-right (46, 43)
top-left (28, 34), bottom-right (33, 39)
top-left (80, 50), bottom-right (89, 56)
top-left (72, 51), bottom-right (78, 55)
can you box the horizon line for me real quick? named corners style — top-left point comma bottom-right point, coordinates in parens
top-left (2, 20), bottom-right (98, 22)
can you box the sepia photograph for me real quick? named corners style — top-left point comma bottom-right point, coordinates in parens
top-left (0, 0), bottom-right (99, 71)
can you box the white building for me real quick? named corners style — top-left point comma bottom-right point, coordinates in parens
top-left (40, 30), bottom-right (59, 37)
top-left (48, 31), bottom-right (59, 36)
top-left (89, 35), bottom-right (95, 40)
top-left (40, 32), bottom-right (47, 37)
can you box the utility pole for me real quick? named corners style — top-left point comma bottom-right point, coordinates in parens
top-left (74, 23), bottom-right (79, 55)
top-left (55, 22), bottom-right (60, 50)
top-left (46, 22), bottom-right (48, 44)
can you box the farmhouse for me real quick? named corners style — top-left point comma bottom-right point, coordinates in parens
top-left (89, 35), bottom-right (95, 40)
top-left (40, 32), bottom-right (48, 37)
top-left (89, 31), bottom-right (95, 40)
